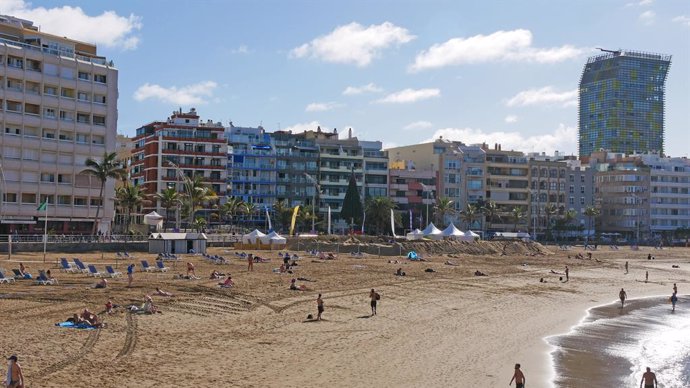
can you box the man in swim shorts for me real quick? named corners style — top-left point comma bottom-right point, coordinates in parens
top-left (619, 288), bottom-right (627, 307)
top-left (6, 354), bottom-right (24, 388)
top-left (509, 363), bottom-right (525, 388)
top-left (369, 289), bottom-right (378, 316)
top-left (316, 294), bottom-right (324, 320)
top-left (640, 367), bottom-right (657, 388)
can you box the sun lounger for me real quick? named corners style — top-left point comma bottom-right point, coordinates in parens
top-left (105, 265), bottom-right (122, 278)
top-left (35, 270), bottom-right (55, 285)
top-left (59, 258), bottom-right (79, 273)
top-left (155, 261), bottom-right (169, 272)
top-left (0, 269), bottom-right (15, 283)
top-left (141, 260), bottom-right (154, 272)
top-left (87, 265), bottom-right (102, 277)
top-left (73, 258), bottom-right (89, 274)
top-left (12, 269), bottom-right (31, 279)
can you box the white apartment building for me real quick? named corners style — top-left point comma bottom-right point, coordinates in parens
top-left (639, 154), bottom-right (690, 233)
top-left (0, 15), bottom-right (118, 234)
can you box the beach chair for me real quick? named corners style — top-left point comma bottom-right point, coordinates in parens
top-left (12, 269), bottom-right (31, 279)
top-left (87, 265), bottom-right (102, 277)
top-left (141, 260), bottom-right (154, 272)
top-left (155, 260), bottom-right (169, 272)
top-left (124, 252), bottom-right (133, 258)
top-left (105, 266), bottom-right (122, 278)
top-left (35, 270), bottom-right (55, 285)
top-left (116, 252), bottom-right (124, 258)
top-left (59, 258), bottom-right (79, 273)
top-left (73, 258), bottom-right (89, 274)
top-left (0, 269), bottom-right (15, 283)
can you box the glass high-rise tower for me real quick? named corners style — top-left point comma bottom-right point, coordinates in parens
top-left (578, 49), bottom-right (671, 157)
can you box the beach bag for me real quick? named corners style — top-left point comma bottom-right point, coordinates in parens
top-left (375, 293), bottom-right (381, 301)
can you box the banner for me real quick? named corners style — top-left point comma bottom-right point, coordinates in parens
top-left (361, 212), bottom-right (365, 234)
top-left (409, 209), bottom-right (413, 230)
top-left (327, 206), bottom-right (331, 235)
top-left (265, 206), bottom-right (272, 232)
top-left (289, 205), bottom-right (300, 236)
top-left (391, 209), bottom-right (397, 238)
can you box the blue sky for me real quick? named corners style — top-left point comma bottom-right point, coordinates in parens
top-left (4, 0), bottom-right (689, 156)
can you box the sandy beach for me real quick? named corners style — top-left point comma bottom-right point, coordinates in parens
top-left (0, 243), bottom-right (687, 387)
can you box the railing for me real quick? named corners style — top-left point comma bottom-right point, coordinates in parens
top-left (0, 234), bottom-right (148, 244)
top-left (0, 37), bottom-right (111, 66)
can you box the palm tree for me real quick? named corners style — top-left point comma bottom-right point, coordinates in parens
top-left (220, 197), bottom-right (245, 224)
top-left (511, 207), bottom-right (525, 232)
top-left (459, 203), bottom-right (479, 230)
top-left (243, 202), bottom-right (256, 227)
top-left (584, 206), bottom-right (600, 239)
top-left (184, 175), bottom-right (217, 226)
top-left (364, 196), bottom-right (398, 235)
top-left (433, 197), bottom-right (455, 225)
top-left (296, 204), bottom-right (319, 233)
top-left (81, 151), bottom-right (126, 235)
top-left (544, 203), bottom-right (559, 241)
top-left (115, 183), bottom-right (148, 234)
top-left (192, 217), bottom-right (207, 233)
top-left (481, 200), bottom-right (499, 235)
top-left (272, 199), bottom-right (293, 232)
top-left (153, 187), bottom-right (182, 230)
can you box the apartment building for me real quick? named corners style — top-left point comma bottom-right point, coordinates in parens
top-left (641, 154), bottom-right (690, 233)
top-left (484, 144), bottom-right (529, 232)
top-left (388, 160), bottom-right (436, 230)
top-left (272, 130), bottom-right (319, 208)
top-left (131, 109), bottom-right (227, 222)
top-left (0, 15), bottom-right (118, 234)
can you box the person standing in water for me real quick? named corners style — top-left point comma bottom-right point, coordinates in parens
top-left (640, 367), bottom-right (657, 388)
top-left (645, 270), bottom-right (649, 283)
top-left (625, 261), bottom-right (629, 274)
top-left (619, 288), bottom-right (628, 307)
top-left (509, 363), bottom-right (525, 388)
top-left (565, 266), bottom-right (569, 281)
top-left (671, 292), bottom-right (678, 312)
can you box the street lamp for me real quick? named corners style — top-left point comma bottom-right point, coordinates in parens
top-left (421, 183), bottom-right (432, 226)
top-left (304, 172), bottom-right (319, 233)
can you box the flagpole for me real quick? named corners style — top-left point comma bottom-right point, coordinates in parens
top-left (43, 201), bottom-right (48, 263)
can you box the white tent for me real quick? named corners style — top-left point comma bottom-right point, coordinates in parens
top-left (442, 223), bottom-right (466, 239)
top-left (406, 228), bottom-right (425, 241)
top-left (467, 230), bottom-right (481, 239)
top-left (260, 231), bottom-right (287, 245)
top-left (143, 211), bottom-right (164, 230)
top-left (242, 229), bottom-right (266, 244)
top-left (422, 223), bottom-right (443, 240)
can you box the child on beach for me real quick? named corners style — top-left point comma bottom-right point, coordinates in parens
top-left (509, 363), bottom-right (525, 388)
top-left (6, 354), bottom-right (24, 388)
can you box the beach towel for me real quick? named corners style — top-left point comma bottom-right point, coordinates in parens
top-left (55, 321), bottom-right (97, 330)
top-left (407, 251), bottom-right (418, 260)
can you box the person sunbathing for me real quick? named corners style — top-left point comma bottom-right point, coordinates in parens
top-left (81, 309), bottom-right (104, 327)
top-left (46, 270), bottom-right (58, 284)
top-left (289, 278), bottom-right (307, 291)
top-left (209, 270), bottom-right (224, 280)
top-left (474, 270), bottom-right (487, 276)
top-left (395, 268), bottom-right (406, 276)
top-left (142, 295), bottom-right (159, 314)
top-left (155, 287), bottom-right (174, 297)
top-left (94, 278), bottom-right (108, 289)
top-left (445, 260), bottom-right (459, 266)
top-left (219, 276), bottom-right (234, 288)
top-left (105, 300), bottom-right (114, 314)
top-left (327, 253), bottom-right (336, 260)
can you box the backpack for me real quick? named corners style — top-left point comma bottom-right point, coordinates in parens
top-left (375, 293), bottom-right (381, 300)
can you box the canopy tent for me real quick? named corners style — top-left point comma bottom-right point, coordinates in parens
top-left (260, 231), bottom-right (287, 245)
top-left (441, 223), bottom-right (466, 239)
top-left (422, 223), bottom-right (443, 240)
top-left (406, 228), bottom-right (425, 241)
top-left (143, 211), bottom-right (164, 230)
top-left (242, 229), bottom-right (266, 244)
top-left (467, 230), bottom-right (481, 239)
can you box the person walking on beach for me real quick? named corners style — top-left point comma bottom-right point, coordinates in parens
top-left (127, 263), bottom-right (135, 287)
top-left (369, 289), bottom-right (379, 316)
top-left (565, 265), bottom-right (569, 281)
top-left (640, 367), bottom-right (657, 388)
top-left (187, 262), bottom-right (195, 277)
top-left (316, 294), bottom-right (324, 320)
top-left (673, 283), bottom-right (677, 294)
top-left (509, 363), bottom-right (525, 388)
top-left (619, 288), bottom-right (628, 307)
top-left (671, 292), bottom-right (678, 312)
top-left (645, 270), bottom-right (648, 283)
top-left (247, 254), bottom-right (254, 272)
top-left (6, 354), bottom-right (24, 388)
top-left (625, 261), bottom-right (629, 274)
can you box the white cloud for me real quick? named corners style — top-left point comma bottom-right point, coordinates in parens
top-left (231, 45), bottom-right (250, 54)
top-left (626, 0), bottom-right (654, 6)
top-left (504, 115), bottom-right (519, 124)
top-left (375, 88), bottom-right (440, 104)
top-left (342, 83), bottom-right (383, 95)
top-left (506, 86), bottom-right (577, 108)
top-left (290, 21), bottom-right (415, 67)
top-left (425, 124), bottom-right (578, 155)
top-left (133, 81), bottom-right (218, 105)
top-left (409, 29), bottom-right (586, 72)
top-left (639, 10), bottom-right (656, 25)
top-left (305, 102), bottom-right (342, 112)
top-left (672, 15), bottom-right (690, 27)
top-left (2, 0), bottom-right (142, 50)
top-left (404, 120), bottom-right (433, 130)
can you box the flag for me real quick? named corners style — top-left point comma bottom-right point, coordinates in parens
top-left (289, 205), bottom-right (300, 236)
top-left (37, 200), bottom-right (48, 212)
top-left (391, 209), bottom-right (397, 238)
top-left (265, 206), bottom-right (272, 232)
top-left (327, 206), bottom-right (331, 235)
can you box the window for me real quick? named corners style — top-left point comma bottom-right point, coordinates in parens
top-left (7, 56), bottom-right (23, 69)
top-left (44, 85), bottom-right (58, 96)
top-left (43, 63), bottom-right (58, 76)
top-left (60, 68), bottom-right (74, 79)
top-left (569, 185), bottom-right (574, 193)
top-left (26, 59), bottom-right (41, 72)
top-left (90, 198), bottom-right (102, 206)
top-left (5, 127), bottom-right (20, 135)
top-left (76, 134), bottom-right (89, 143)
top-left (25, 81), bottom-right (40, 95)
top-left (73, 197), bottom-right (87, 206)
top-left (580, 197), bottom-right (585, 205)
top-left (59, 111), bottom-right (74, 122)
top-left (60, 88), bottom-right (75, 99)
top-left (6, 78), bottom-right (23, 91)
top-left (94, 74), bottom-right (107, 83)
top-left (58, 195), bottom-right (71, 205)
top-left (184, 143), bottom-right (193, 152)
top-left (94, 94), bottom-right (106, 104)
top-left (569, 197), bottom-right (574, 205)
top-left (76, 113), bottom-right (90, 124)
top-left (93, 115), bottom-right (105, 126)
top-left (26, 102), bottom-right (41, 115)
top-left (580, 186), bottom-right (585, 194)
top-left (58, 131), bottom-right (73, 141)
top-left (41, 173), bottom-right (55, 183)
top-left (78, 71), bottom-right (90, 81)
top-left (6, 100), bottom-right (22, 112)
top-left (166, 170), bottom-right (176, 178)
top-left (77, 92), bottom-right (89, 101)
top-left (581, 176), bottom-right (585, 183)
top-left (42, 129), bottom-right (55, 139)
top-left (44, 108), bottom-right (56, 119)
top-left (92, 135), bottom-right (104, 145)
top-left (212, 145), bottom-right (221, 153)
top-left (21, 193), bottom-right (36, 204)
top-left (3, 193), bottom-right (17, 203)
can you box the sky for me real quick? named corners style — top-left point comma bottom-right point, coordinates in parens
top-left (2, 0), bottom-right (689, 156)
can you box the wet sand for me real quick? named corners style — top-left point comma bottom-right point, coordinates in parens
top-left (0, 245), bottom-right (688, 387)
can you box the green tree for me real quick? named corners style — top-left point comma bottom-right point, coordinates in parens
top-left (81, 151), bottom-right (126, 235)
top-left (296, 204), bottom-right (319, 232)
top-left (459, 203), bottom-right (479, 230)
top-left (544, 203), bottom-right (559, 241)
top-left (220, 197), bottom-right (246, 224)
top-left (340, 172), bottom-right (363, 230)
top-left (184, 175), bottom-right (217, 226)
top-left (584, 206), bottom-right (600, 238)
top-left (481, 200), bottom-right (500, 235)
top-left (272, 199), bottom-right (294, 232)
top-left (511, 207), bottom-right (526, 232)
top-left (364, 196), bottom-right (398, 235)
top-left (192, 217), bottom-right (207, 233)
top-left (115, 182), bottom-right (148, 234)
top-left (154, 187), bottom-right (182, 230)
top-left (433, 197), bottom-right (455, 226)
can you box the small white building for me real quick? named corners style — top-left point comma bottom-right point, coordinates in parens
top-left (148, 232), bottom-right (207, 254)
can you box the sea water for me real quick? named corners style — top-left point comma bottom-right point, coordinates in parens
top-left (549, 295), bottom-right (690, 387)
